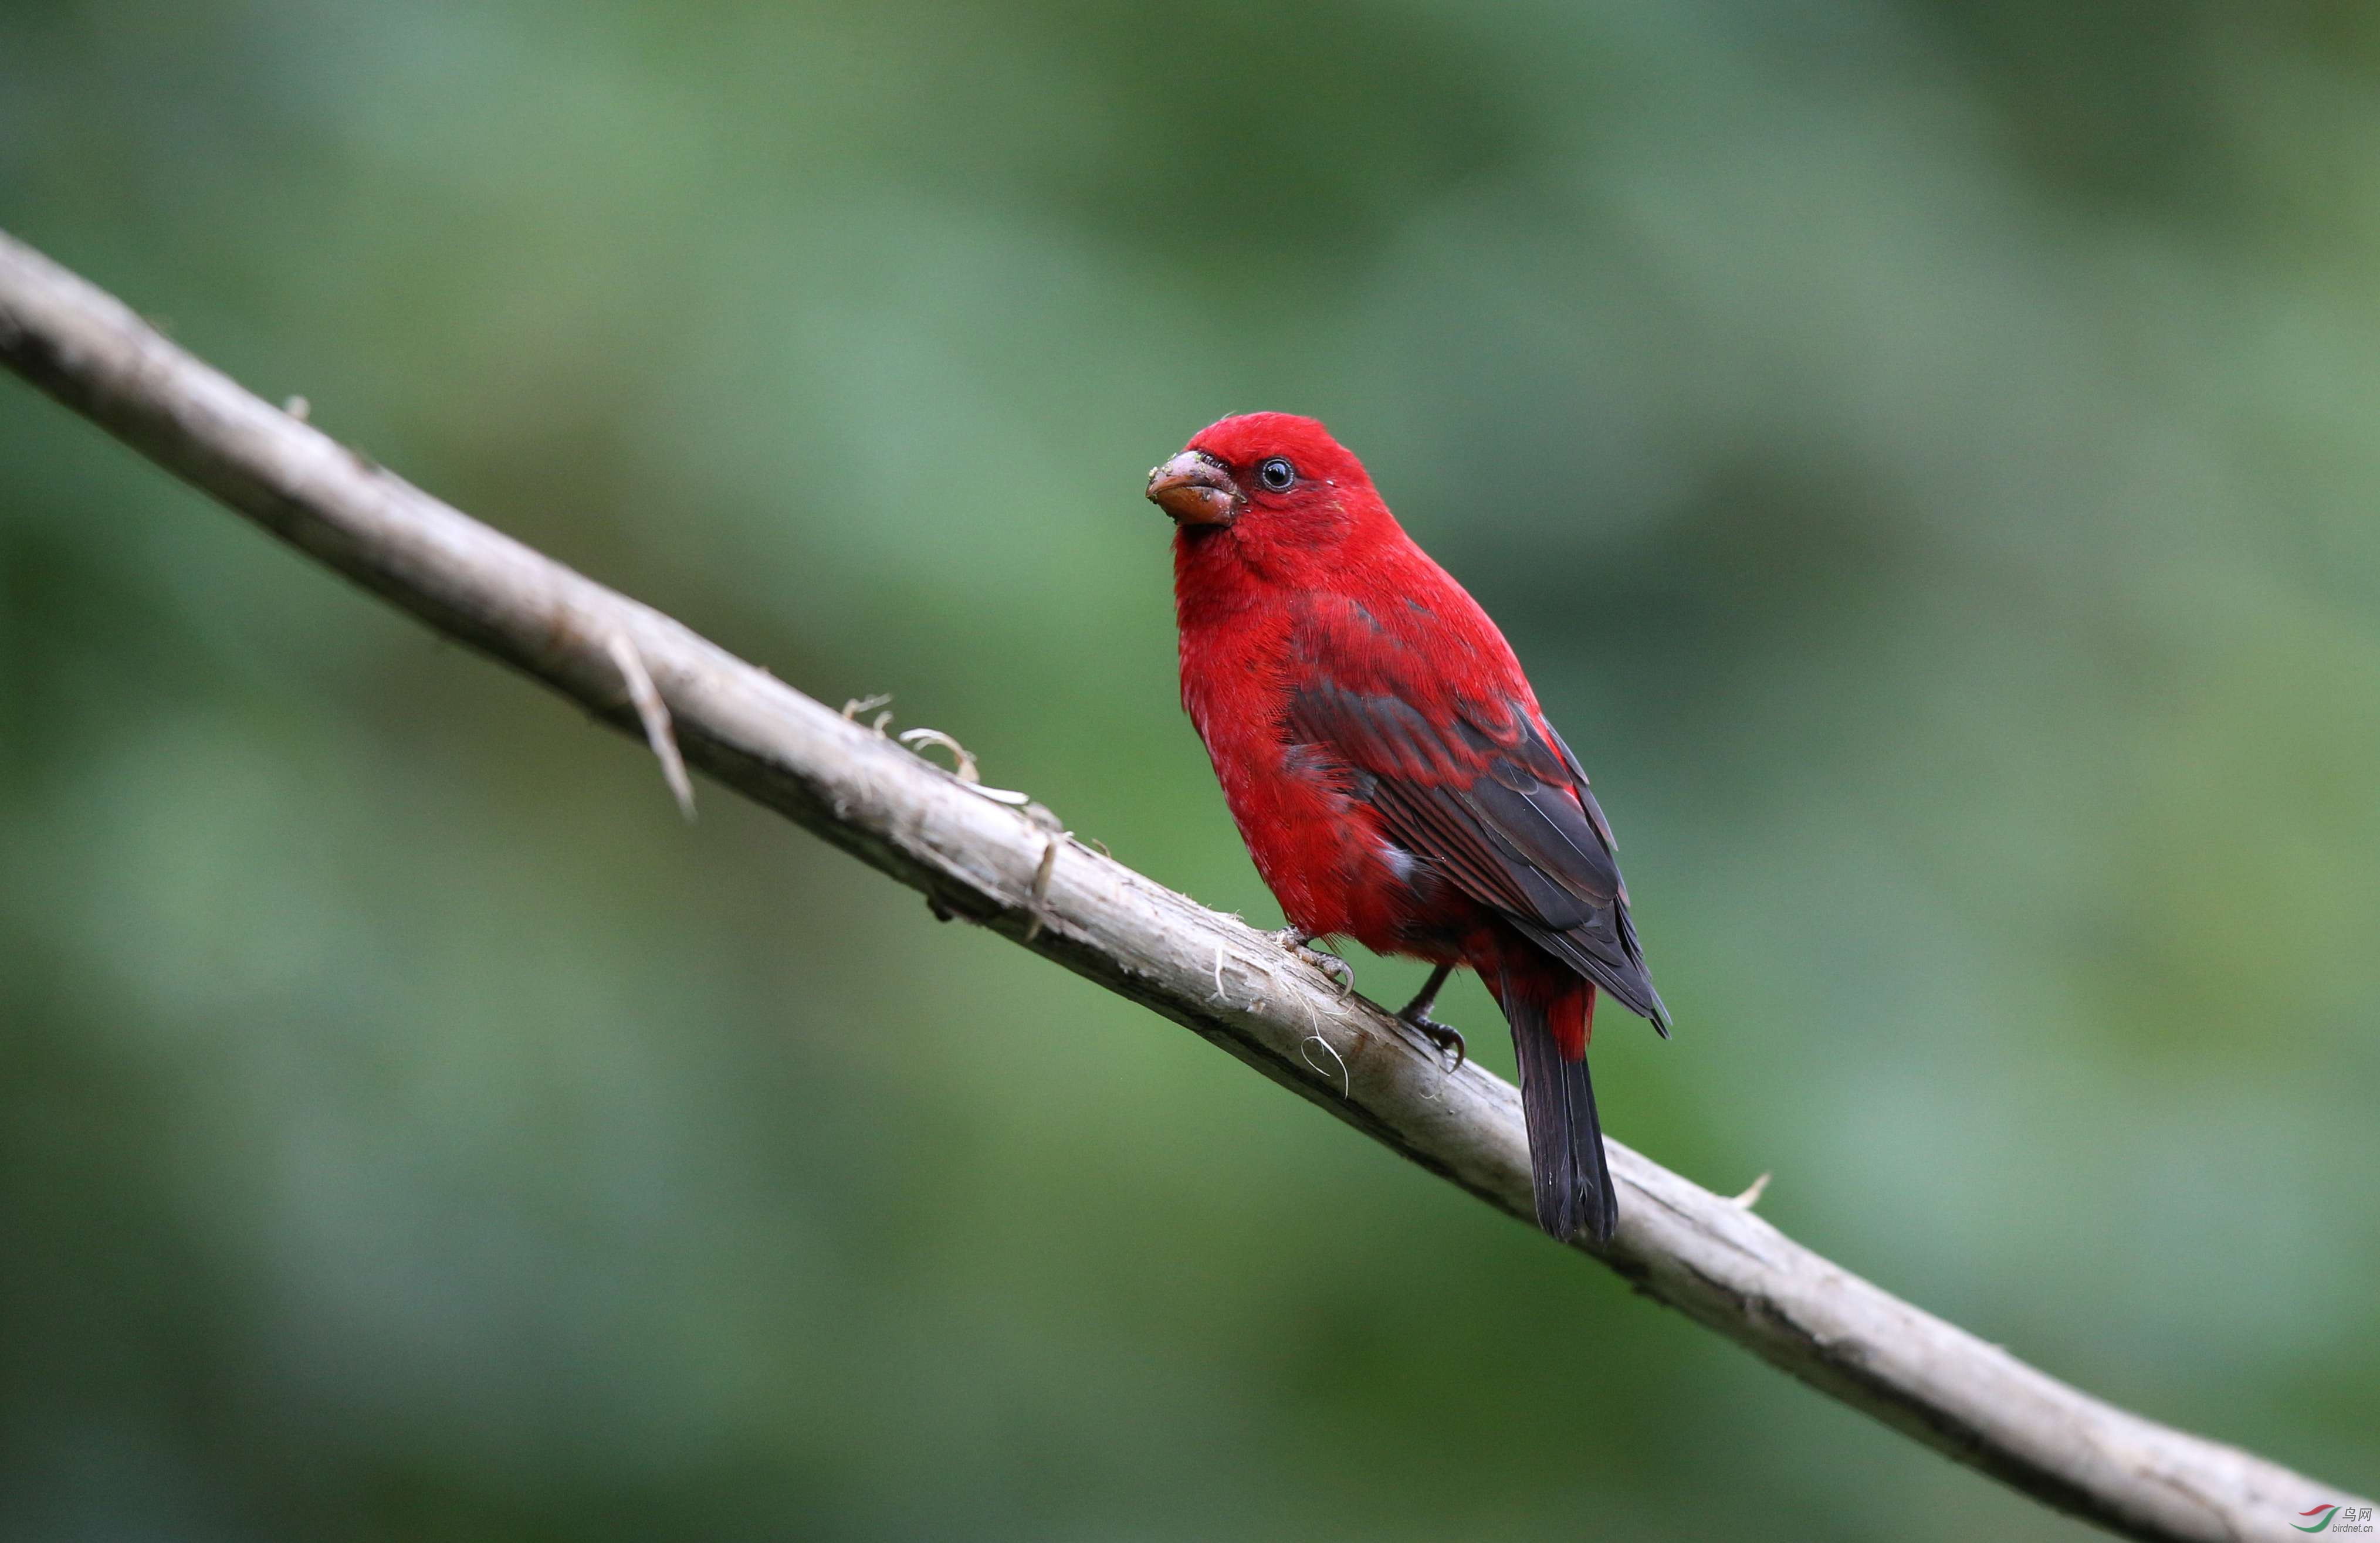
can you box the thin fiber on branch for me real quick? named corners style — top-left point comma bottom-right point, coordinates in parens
top-left (1, 228), bottom-right (2362, 1543)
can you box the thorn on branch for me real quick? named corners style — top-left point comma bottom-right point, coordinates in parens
top-left (605, 631), bottom-right (695, 820)
top-left (853, 699), bottom-right (1064, 835)
top-left (898, 726), bottom-right (980, 783)
top-left (283, 395), bottom-right (310, 422)
top-left (1021, 831), bottom-right (1067, 944)
top-left (1733, 1172), bottom-right (1772, 1209)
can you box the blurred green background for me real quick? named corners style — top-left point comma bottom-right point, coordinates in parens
top-left (4, 2), bottom-right (2376, 1537)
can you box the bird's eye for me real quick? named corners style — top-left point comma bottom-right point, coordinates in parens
top-left (1257, 457), bottom-right (1295, 491)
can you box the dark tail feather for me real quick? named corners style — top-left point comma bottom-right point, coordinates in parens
top-left (1499, 976), bottom-right (1618, 1246)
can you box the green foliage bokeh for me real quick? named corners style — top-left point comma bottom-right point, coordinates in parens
top-left (4, 3), bottom-right (2376, 1537)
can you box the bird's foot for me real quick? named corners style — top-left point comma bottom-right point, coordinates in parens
top-left (1269, 927), bottom-right (1355, 998)
top-left (1397, 1008), bottom-right (1467, 1073)
top-left (1392, 963), bottom-right (1462, 1070)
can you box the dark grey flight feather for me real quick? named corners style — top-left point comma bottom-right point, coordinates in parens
top-left (1284, 679), bottom-right (1667, 1031)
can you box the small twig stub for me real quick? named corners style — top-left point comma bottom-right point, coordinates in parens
top-left (898, 726), bottom-right (981, 783)
top-left (606, 631), bottom-right (695, 820)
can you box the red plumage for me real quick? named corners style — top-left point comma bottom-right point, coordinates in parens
top-left (1147, 412), bottom-right (1666, 1244)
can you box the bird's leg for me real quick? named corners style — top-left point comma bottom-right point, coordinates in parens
top-left (1268, 927), bottom-right (1355, 998)
top-left (1396, 962), bottom-right (1465, 1071)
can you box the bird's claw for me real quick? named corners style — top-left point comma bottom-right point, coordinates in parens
top-left (1399, 1009), bottom-right (1467, 1073)
top-left (1269, 928), bottom-right (1355, 998)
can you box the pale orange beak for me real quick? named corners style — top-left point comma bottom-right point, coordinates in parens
top-left (1146, 450), bottom-right (1243, 527)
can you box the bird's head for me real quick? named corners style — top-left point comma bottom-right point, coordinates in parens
top-left (1145, 413), bottom-right (1379, 548)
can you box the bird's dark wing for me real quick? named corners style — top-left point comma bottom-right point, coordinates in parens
top-left (1286, 677), bottom-right (1667, 1028)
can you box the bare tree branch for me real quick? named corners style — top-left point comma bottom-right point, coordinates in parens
top-left (1, 228), bottom-right (2361, 1543)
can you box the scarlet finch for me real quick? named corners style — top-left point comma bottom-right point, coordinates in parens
top-left (1146, 413), bottom-right (1667, 1245)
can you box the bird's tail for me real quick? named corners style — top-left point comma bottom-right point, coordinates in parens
top-left (1488, 966), bottom-right (1616, 1245)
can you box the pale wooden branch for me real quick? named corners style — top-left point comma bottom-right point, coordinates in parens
top-left (1, 228), bottom-right (2362, 1543)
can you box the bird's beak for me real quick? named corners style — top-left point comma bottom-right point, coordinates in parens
top-left (1146, 450), bottom-right (1243, 528)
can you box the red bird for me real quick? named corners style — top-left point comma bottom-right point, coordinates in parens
top-left (1146, 412), bottom-right (1667, 1245)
